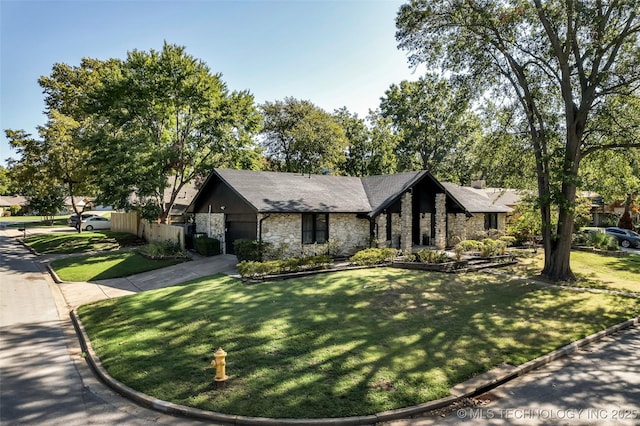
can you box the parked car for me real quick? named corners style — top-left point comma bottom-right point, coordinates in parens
top-left (68, 213), bottom-right (99, 228)
top-left (605, 227), bottom-right (640, 248)
top-left (78, 216), bottom-right (111, 231)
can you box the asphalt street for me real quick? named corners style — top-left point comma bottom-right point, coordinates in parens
top-left (0, 233), bottom-right (209, 425)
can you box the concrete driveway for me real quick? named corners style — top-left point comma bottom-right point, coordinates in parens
top-left (55, 253), bottom-right (238, 308)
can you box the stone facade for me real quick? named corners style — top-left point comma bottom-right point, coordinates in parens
top-left (434, 193), bottom-right (447, 249)
top-left (196, 201), bottom-right (510, 257)
top-left (419, 213), bottom-right (432, 246)
top-left (400, 192), bottom-right (413, 253)
top-left (375, 214), bottom-right (387, 248)
top-left (260, 212), bottom-right (370, 258)
top-left (194, 212), bottom-right (226, 253)
top-left (463, 213), bottom-right (507, 239)
top-left (391, 213), bottom-right (402, 248)
top-left (195, 212), bottom-right (225, 236)
top-left (446, 213), bottom-right (469, 246)
top-left (260, 213), bottom-right (301, 257)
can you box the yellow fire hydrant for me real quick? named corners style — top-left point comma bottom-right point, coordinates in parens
top-left (211, 347), bottom-right (228, 383)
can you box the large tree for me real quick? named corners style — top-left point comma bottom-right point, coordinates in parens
top-left (397, 1), bottom-right (640, 281)
top-left (259, 97), bottom-right (348, 174)
top-left (5, 130), bottom-right (66, 222)
top-left (0, 165), bottom-right (12, 195)
top-left (379, 74), bottom-right (478, 179)
top-left (87, 42), bottom-right (262, 222)
top-left (5, 60), bottom-right (108, 230)
top-left (334, 108), bottom-right (399, 177)
top-left (470, 102), bottom-right (538, 189)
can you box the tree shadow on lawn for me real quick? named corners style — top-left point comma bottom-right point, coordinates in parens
top-left (604, 253), bottom-right (640, 275)
top-left (78, 269), bottom-right (640, 419)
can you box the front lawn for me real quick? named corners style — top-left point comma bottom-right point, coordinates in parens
top-left (0, 215), bottom-right (69, 227)
top-left (508, 250), bottom-right (640, 293)
top-left (24, 231), bottom-right (144, 254)
top-left (51, 251), bottom-right (184, 281)
top-left (78, 268), bottom-right (640, 419)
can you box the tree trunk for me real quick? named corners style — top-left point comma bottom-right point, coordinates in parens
top-left (67, 180), bottom-right (83, 234)
top-left (541, 207), bottom-right (576, 282)
top-left (541, 115), bottom-right (582, 282)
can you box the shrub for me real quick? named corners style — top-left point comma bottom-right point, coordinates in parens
top-left (140, 240), bottom-right (188, 258)
top-left (237, 255), bottom-right (333, 278)
top-left (455, 240), bottom-right (481, 253)
top-left (456, 239), bottom-right (506, 257)
top-left (415, 249), bottom-right (449, 264)
top-left (499, 236), bottom-right (517, 247)
top-left (194, 237), bottom-right (221, 256)
top-left (233, 239), bottom-right (273, 262)
top-left (588, 232), bottom-right (619, 251)
top-left (479, 238), bottom-right (507, 257)
top-left (349, 248), bottom-right (398, 266)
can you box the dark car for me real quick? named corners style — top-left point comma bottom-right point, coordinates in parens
top-left (605, 227), bottom-right (640, 248)
top-left (68, 213), bottom-right (99, 228)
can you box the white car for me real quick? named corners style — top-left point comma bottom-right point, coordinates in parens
top-left (78, 216), bottom-right (111, 231)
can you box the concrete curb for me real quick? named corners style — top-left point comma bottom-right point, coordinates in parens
top-left (70, 309), bottom-right (639, 425)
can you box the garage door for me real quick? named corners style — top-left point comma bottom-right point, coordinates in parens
top-left (225, 214), bottom-right (257, 254)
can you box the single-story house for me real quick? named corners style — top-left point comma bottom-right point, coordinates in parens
top-left (187, 169), bottom-right (512, 257)
top-left (0, 195), bottom-right (29, 216)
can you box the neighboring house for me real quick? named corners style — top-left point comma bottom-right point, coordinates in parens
top-left (187, 169), bottom-right (512, 256)
top-left (0, 195), bottom-right (29, 216)
top-left (163, 182), bottom-right (199, 223)
top-left (62, 196), bottom-right (91, 213)
top-left (127, 180), bottom-right (200, 224)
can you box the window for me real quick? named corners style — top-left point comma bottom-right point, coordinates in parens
top-left (484, 213), bottom-right (498, 230)
top-left (302, 213), bottom-right (329, 244)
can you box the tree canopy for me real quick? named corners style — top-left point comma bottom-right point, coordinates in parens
top-left (379, 74), bottom-right (478, 180)
top-left (85, 42), bottom-right (262, 222)
top-left (396, 0), bottom-right (640, 281)
top-left (259, 97), bottom-right (348, 174)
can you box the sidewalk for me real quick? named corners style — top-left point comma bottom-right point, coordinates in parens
top-left (52, 254), bottom-right (238, 309)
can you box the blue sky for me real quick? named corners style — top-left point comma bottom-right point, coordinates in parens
top-left (0, 0), bottom-right (423, 166)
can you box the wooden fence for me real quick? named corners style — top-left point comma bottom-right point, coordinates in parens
top-left (110, 211), bottom-right (140, 235)
top-left (110, 211), bottom-right (185, 249)
top-left (139, 219), bottom-right (185, 249)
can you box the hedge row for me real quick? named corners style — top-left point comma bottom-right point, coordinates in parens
top-left (348, 248), bottom-right (398, 266)
top-left (238, 255), bottom-right (333, 278)
top-left (194, 237), bottom-right (221, 256)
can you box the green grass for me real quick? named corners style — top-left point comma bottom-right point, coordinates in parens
top-left (0, 215), bottom-right (70, 227)
top-left (24, 231), bottom-right (144, 254)
top-left (508, 250), bottom-right (640, 293)
top-left (78, 268), bottom-right (640, 419)
top-left (51, 251), bottom-right (185, 281)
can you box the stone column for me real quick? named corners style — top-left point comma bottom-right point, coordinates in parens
top-left (435, 193), bottom-right (447, 250)
top-left (376, 214), bottom-right (387, 247)
top-left (401, 191), bottom-right (413, 253)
